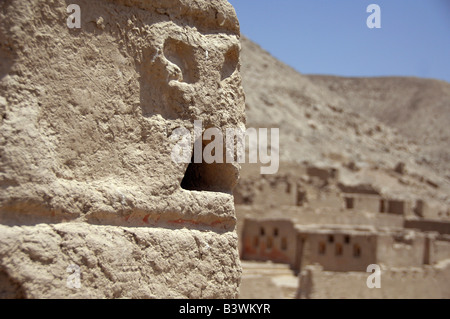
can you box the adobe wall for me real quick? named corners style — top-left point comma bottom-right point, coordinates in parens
top-left (343, 194), bottom-right (381, 213)
top-left (234, 175), bottom-right (298, 207)
top-left (306, 166), bottom-right (338, 183)
top-left (235, 204), bottom-right (403, 259)
top-left (414, 199), bottom-right (450, 220)
top-left (383, 199), bottom-right (412, 215)
top-left (405, 219), bottom-right (450, 235)
top-left (302, 230), bottom-right (377, 272)
top-left (342, 193), bottom-right (413, 216)
top-left (241, 219), bottom-right (297, 266)
top-left (0, 0), bottom-right (244, 298)
top-left (376, 231), bottom-right (426, 268)
top-left (306, 187), bottom-right (344, 209)
top-left (297, 262), bottom-right (450, 299)
top-left (251, 178), bottom-right (297, 207)
top-left (433, 236), bottom-right (450, 263)
top-left (236, 205), bottom-right (405, 229)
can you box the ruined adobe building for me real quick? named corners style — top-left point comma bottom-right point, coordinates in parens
top-left (235, 162), bottom-right (450, 233)
top-left (241, 218), bottom-right (450, 272)
top-left (235, 163), bottom-right (450, 298)
top-left (296, 261), bottom-right (450, 299)
top-left (0, 0), bottom-right (245, 298)
top-left (239, 210), bottom-right (450, 298)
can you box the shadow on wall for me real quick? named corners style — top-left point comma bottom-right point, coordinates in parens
top-left (0, 270), bottom-right (26, 299)
top-left (181, 139), bottom-right (238, 194)
top-left (0, 20), bottom-right (13, 126)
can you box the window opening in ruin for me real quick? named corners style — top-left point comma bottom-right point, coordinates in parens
top-left (380, 200), bottom-right (385, 213)
top-left (274, 228), bottom-right (279, 237)
top-left (353, 244), bottom-right (361, 257)
top-left (328, 235), bottom-right (334, 243)
top-left (388, 200), bottom-right (405, 215)
top-left (180, 139), bottom-right (236, 193)
top-left (267, 237), bottom-right (273, 250)
top-left (345, 197), bottom-right (354, 209)
top-left (344, 235), bottom-right (350, 244)
top-left (335, 243), bottom-right (343, 256)
top-left (296, 189), bottom-right (307, 206)
top-left (319, 242), bottom-right (326, 255)
top-left (260, 227), bottom-right (265, 236)
top-left (281, 237), bottom-right (288, 250)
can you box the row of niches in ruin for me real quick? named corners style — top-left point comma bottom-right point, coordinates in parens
top-left (235, 160), bottom-right (450, 293)
top-left (240, 217), bottom-right (450, 274)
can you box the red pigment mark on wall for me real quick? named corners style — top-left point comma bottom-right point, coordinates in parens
top-left (124, 215), bottom-right (131, 222)
top-left (211, 220), bottom-right (224, 226)
top-left (167, 219), bottom-right (226, 227)
top-left (167, 219), bottom-right (201, 226)
top-left (143, 214), bottom-right (150, 224)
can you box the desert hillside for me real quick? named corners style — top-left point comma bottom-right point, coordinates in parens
top-left (307, 75), bottom-right (450, 177)
top-left (238, 35), bottom-right (450, 211)
top-left (237, 36), bottom-right (450, 299)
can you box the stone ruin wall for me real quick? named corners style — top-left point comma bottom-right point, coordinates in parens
top-left (297, 262), bottom-right (450, 299)
top-left (0, 0), bottom-right (245, 298)
top-left (235, 162), bottom-right (450, 222)
top-left (240, 218), bottom-right (297, 265)
top-left (433, 236), bottom-right (450, 262)
top-left (376, 231), bottom-right (427, 268)
top-left (240, 217), bottom-right (450, 275)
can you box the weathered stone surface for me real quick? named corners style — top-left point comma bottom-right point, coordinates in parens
top-left (297, 262), bottom-right (450, 299)
top-left (0, 223), bottom-right (240, 298)
top-left (0, 0), bottom-right (244, 298)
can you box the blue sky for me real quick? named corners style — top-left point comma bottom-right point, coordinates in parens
top-left (228, 0), bottom-right (450, 83)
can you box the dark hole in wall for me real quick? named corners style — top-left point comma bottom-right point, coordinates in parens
top-left (388, 200), bottom-right (405, 215)
top-left (296, 188), bottom-right (307, 206)
top-left (380, 199), bottom-right (386, 213)
top-left (180, 139), bottom-right (237, 193)
top-left (273, 228), bottom-right (279, 237)
top-left (345, 197), bottom-right (354, 209)
top-left (344, 235), bottom-right (351, 244)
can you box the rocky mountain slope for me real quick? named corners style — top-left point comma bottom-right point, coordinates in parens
top-left (307, 75), bottom-right (450, 177)
top-left (239, 36), bottom-right (450, 207)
